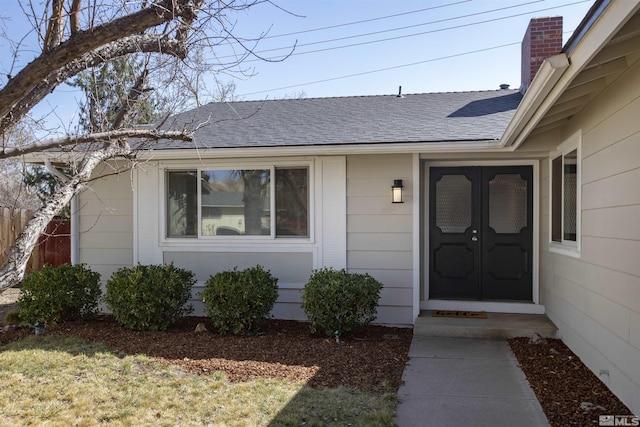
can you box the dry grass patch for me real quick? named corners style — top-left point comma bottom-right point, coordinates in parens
top-left (0, 334), bottom-right (396, 426)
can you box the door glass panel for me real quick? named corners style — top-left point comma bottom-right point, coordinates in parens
top-left (488, 173), bottom-right (527, 234)
top-left (435, 174), bottom-right (472, 233)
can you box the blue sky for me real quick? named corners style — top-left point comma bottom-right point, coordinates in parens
top-left (223, 0), bottom-right (594, 99)
top-left (0, 0), bottom-right (595, 131)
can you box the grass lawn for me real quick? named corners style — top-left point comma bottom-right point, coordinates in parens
top-left (0, 334), bottom-right (397, 426)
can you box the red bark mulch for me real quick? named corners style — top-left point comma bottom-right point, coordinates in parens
top-left (509, 337), bottom-right (634, 427)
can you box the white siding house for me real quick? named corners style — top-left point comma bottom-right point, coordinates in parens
top-left (347, 154), bottom-right (415, 324)
top-left (76, 162), bottom-right (133, 282)
top-left (59, 0), bottom-right (640, 414)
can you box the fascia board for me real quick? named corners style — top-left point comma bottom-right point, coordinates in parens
top-left (132, 140), bottom-right (516, 160)
top-left (21, 139), bottom-right (528, 164)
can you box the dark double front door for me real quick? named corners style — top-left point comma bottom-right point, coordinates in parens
top-left (429, 166), bottom-right (533, 301)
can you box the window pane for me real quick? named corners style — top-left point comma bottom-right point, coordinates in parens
top-left (276, 168), bottom-right (309, 237)
top-left (201, 170), bottom-right (270, 236)
top-left (563, 150), bottom-right (577, 242)
top-left (551, 156), bottom-right (562, 242)
top-left (167, 171), bottom-right (197, 237)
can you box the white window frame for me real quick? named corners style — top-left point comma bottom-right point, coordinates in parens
top-left (548, 130), bottom-right (581, 257)
top-left (162, 159), bottom-right (314, 244)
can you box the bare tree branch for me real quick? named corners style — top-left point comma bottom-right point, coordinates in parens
top-left (0, 129), bottom-right (192, 160)
top-left (110, 65), bottom-right (150, 129)
top-left (176, 0), bottom-right (204, 45)
top-left (70, 0), bottom-right (83, 35)
top-left (43, 0), bottom-right (66, 51)
top-left (0, 0), bottom-right (199, 124)
top-left (2, 34), bottom-right (187, 132)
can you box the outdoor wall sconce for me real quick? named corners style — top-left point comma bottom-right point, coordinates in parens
top-left (392, 179), bottom-right (404, 203)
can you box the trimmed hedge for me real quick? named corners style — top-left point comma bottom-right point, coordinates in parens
top-left (18, 263), bottom-right (101, 324)
top-left (104, 263), bottom-right (194, 331)
top-left (200, 265), bottom-right (278, 335)
top-left (301, 268), bottom-right (383, 336)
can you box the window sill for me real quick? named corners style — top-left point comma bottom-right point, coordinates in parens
top-left (548, 242), bottom-right (580, 258)
top-left (159, 237), bottom-right (315, 247)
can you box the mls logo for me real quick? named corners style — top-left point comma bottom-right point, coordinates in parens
top-left (600, 415), bottom-right (640, 426)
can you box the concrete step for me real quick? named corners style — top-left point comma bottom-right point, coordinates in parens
top-left (414, 311), bottom-right (558, 339)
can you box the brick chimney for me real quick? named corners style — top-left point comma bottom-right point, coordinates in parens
top-left (521, 16), bottom-right (563, 92)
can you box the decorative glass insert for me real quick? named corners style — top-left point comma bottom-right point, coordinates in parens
top-left (166, 171), bottom-right (198, 237)
top-left (551, 156), bottom-right (562, 242)
top-left (275, 168), bottom-right (309, 237)
top-left (563, 150), bottom-right (577, 241)
top-left (201, 170), bottom-right (270, 236)
top-left (488, 173), bottom-right (527, 234)
top-left (435, 174), bottom-right (472, 233)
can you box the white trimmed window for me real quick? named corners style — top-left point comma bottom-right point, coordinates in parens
top-left (549, 132), bottom-right (580, 255)
top-left (166, 166), bottom-right (309, 239)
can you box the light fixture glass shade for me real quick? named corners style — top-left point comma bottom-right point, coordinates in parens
top-left (392, 179), bottom-right (404, 203)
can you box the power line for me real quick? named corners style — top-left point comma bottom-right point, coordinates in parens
top-left (219, 0), bottom-right (544, 61)
top-left (239, 26), bottom-right (578, 98)
top-left (225, 0), bottom-right (590, 63)
top-left (260, 0), bottom-right (472, 39)
top-left (239, 41), bottom-right (522, 97)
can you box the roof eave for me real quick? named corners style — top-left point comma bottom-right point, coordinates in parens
top-left (20, 138), bottom-right (514, 164)
top-left (500, 0), bottom-right (640, 150)
top-left (134, 140), bottom-right (506, 160)
top-left (499, 54), bottom-right (570, 149)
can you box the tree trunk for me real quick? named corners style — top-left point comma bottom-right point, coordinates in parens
top-left (0, 144), bottom-right (130, 290)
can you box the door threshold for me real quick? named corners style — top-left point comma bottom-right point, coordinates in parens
top-left (422, 299), bottom-right (545, 315)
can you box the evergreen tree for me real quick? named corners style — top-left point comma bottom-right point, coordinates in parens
top-left (72, 56), bottom-right (162, 132)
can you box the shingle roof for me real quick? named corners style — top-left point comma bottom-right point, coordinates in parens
top-left (153, 89), bottom-right (522, 150)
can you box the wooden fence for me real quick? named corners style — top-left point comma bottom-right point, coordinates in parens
top-left (0, 207), bottom-right (70, 276)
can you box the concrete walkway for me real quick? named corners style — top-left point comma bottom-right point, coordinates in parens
top-left (395, 336), bottom-right (550, 427)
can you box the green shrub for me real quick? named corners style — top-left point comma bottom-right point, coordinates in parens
top-left (104, 263), bottom-right (194, 331)
top-left (200, 265), bottom-right (278, 335)
top-left (18, 263), bottom-right (101, 324)
top-left (4, 310), bottom-right (23, 325)
top-left (301, 268), bottom-right (383, 336)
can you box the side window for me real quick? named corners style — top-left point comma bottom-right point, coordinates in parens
top-left (550, 135), bottom-right (580, 253)
top-left (275, 167), bottom-right (309, 237)
top-left (166, 170), bottom-right (197, 238)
